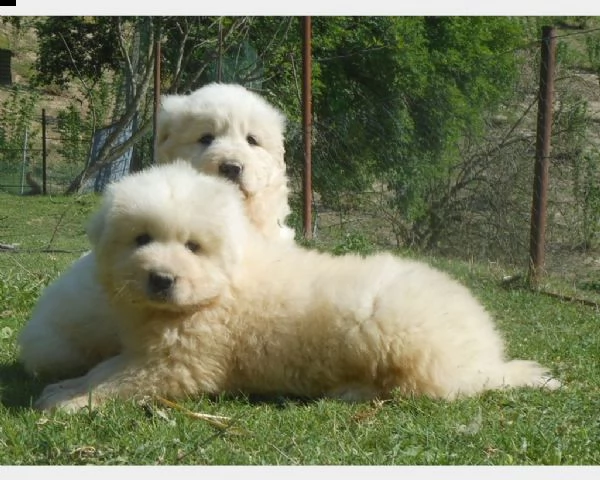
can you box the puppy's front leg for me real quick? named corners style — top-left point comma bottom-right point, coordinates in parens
top-left (34, 354), bottom-right (142, 413)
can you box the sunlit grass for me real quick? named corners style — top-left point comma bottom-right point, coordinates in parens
top-left (0, 192), bottom-right (598, 465)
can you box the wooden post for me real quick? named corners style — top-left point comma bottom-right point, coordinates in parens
top-left (528, 26), bottom-right (557, 287)
top-left (42, 108), bottom-right (47, 194)
top-left (153, 40), bottom-right (161, 164)
top-left (302, 16), bottom-right (313, 240)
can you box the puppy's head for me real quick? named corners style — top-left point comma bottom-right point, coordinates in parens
top-left (88, 161), bottom-right (249, 312)
top-left (157, 83), bottom-right (287, 198)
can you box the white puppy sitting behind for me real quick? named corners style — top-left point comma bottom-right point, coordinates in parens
top-left (158, 83), bottom-right (293, 241)
top-left (34, 161), bottom-right (560, 412)
top-left (18, 83), bottom-right (294, 379)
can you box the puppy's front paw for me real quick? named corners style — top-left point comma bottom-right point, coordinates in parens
top-left (37, 376), bottom-right (85, 397)
top-left (34, 380), bottom-right (91, 413)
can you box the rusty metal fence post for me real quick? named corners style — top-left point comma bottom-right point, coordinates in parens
top-left (528, 26), bottom-right (557, 288)
top-left (302, 16), bottom-right (313, 240)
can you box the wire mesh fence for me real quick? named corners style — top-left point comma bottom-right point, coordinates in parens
top-left (0, 132), bottom-right (154, 196)
top-left (1, 19), bottom-right (599, 299)
top-left (0, 147), bottom-right (83, 196)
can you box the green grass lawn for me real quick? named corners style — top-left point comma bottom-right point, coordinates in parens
top-left (0, 191), bottom-right (599, 465)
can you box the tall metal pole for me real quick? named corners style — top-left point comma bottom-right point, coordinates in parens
top-left (153, 40), bottom-right (161, 164)
top-left (528, 26), bottom-right (557, 287)
top-left (302, 16), bottom-right (313, 240)
top-left (41, 108), bottom-right (47, 195)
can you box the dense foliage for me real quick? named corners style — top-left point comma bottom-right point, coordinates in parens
top-left (2, 16), bottom-right (599, 252)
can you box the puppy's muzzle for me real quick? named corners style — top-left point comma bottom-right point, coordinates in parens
top-left (218, 161), bottom-right (243, 183)
top-left (148, 271), bottom-right (176, 299)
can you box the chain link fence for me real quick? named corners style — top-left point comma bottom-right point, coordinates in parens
top-left (283, 26), bottom-right (600, 298)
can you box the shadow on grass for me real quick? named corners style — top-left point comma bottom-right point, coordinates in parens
top-left (0, 360), bottom-right (46, 410)
top-left (0, 361), bottom-right (317, 413)
top-left (241, 393), bottom-right (316, 408)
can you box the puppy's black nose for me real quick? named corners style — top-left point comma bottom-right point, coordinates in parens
top-left (218, 162), bottom-right (243, 182)
top-left (148, 271), bottom-right (176, 295)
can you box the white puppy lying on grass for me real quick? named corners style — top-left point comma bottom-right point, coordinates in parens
top-left (34, 161), bottom-right (560, 412)
top-left (18, 83), bottom-right (294, 379)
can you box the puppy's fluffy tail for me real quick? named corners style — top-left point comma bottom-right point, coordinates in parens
top-left (492, 359), bottom-right (561, 391)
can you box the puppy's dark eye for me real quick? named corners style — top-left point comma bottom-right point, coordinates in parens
top-left (185, 241), bottom-right (201, 253)
top-left (199, 134), bottom-right (215, 146)
top-left (246, 135), bottom-right (259, 146)
top-left (135, 233), bottom-right (152, 247)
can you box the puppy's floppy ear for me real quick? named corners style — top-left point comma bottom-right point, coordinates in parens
top-left (156, 94), bottom-right (187, 147)
top-left (157, 128), bottom-right (169, 147)
top-left (156, 129), bottom-right (170, 164)
top-left (156, 103), bottom-right (170, 148)
top-left (86, 204), bottom-right (108, 247)
top-left (156, 95), bottom-right (177, 163)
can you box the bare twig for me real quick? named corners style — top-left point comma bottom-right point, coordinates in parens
top-left (154, 396), bottom-right (248, 435)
